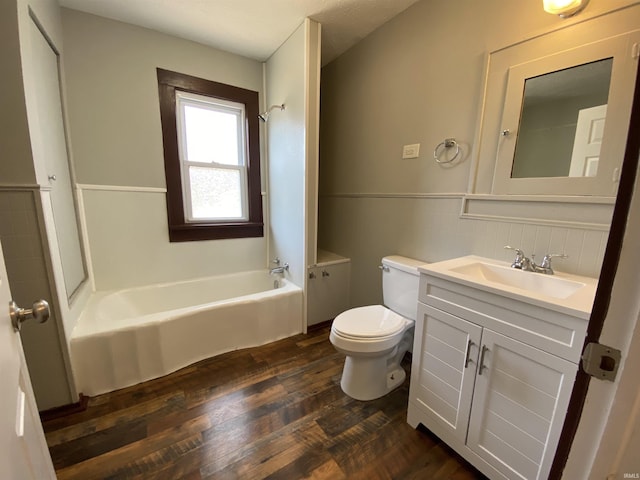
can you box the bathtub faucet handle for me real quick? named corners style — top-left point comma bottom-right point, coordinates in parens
top-left (269, 262), bottom-right (289, 275)
top-left (272, 257), bottom-right (281, 266)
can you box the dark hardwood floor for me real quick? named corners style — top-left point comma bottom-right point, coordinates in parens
top-left (43, 326), bottom-right (485, 479)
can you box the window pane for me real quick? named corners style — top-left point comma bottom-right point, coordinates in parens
top-left (189, 166), bottom-right (243, 219)
top-left (183, 104), bottom-right (240, 165)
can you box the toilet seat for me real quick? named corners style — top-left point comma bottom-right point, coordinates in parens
top-left (332, 305), bottom-right (407, 340)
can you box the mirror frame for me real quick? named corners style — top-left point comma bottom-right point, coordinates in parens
top-left (493, 32), bottom-right (638, 196)
top-left (468, 8), bottom-right (640, 202)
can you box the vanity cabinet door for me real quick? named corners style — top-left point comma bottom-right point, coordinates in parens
top-left (467, 329), bottom-right (577, 480)
top-left (410, 303), bottom-right (482, 444)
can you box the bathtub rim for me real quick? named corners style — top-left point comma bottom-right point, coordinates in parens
top-left (72, 271), bottom-right (300, 340)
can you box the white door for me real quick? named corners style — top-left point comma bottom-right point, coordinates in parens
top-left (409, 303), bottom-right (482, 443)
top-left (0, 241), bottom-right (56, 479)
top-left (28, 18), bottom-right (85, 297)
top-left (568, 104), bottom-right (607, 178)
top-left (467, 329), bottom-right (577, 480)
top-left (598, 309), bottom-right (640, 479)
top-left (615, 403), bottom-right (640, 475)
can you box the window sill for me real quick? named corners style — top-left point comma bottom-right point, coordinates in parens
top-left (168, 222), bottom-right (264, 242)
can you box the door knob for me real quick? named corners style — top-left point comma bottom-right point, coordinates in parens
top-left (9, 300), bottom-right (50, 332)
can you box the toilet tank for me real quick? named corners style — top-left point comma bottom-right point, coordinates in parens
top-left (382, 255), bottom-right (425, 321)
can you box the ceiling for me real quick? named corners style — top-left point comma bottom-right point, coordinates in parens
top-left (58, 0), bottom-right (422, 65)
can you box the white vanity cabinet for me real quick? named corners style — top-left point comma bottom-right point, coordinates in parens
top-left (408, 265), bottom-right (591, 480)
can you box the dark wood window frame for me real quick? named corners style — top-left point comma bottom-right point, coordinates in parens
top-left (157, 68), bottom-right (263, 242)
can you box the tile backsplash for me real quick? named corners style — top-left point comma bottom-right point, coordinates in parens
top-left (467, 219), bottom-right (607, 278)
top-left (415, 197), bottom-right (608, 278)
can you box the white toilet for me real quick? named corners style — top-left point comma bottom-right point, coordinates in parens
top-left (330, 255), bottom-right (424, 401)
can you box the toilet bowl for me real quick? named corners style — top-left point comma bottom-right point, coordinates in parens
top-left (330, 255), bottom-right (423, 401)
top-left (330, 305), bottom-right (414, 400)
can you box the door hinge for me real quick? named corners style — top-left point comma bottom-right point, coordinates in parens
top-left (581, 342), bottom-right (621, 382)
top-left (632, 42), bottom-right (640, 60)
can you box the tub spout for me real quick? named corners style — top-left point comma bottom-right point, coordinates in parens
top-left (270, 263), bottom-right (289, 275)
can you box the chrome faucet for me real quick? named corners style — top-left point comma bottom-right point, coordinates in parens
top-left (269, 258), bottom-right (289, 275)
top-left (504, 246), bottom-right (533, 271)
top-left (270, 264), bottom-right (289, 274)
top-left (532, 253), bottom-right (568, 275)
top-left (504, 246), bottom-right (568, 275)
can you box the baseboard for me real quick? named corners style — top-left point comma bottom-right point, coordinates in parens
top-left (307, 319), bottom-right (333, 332)
top-left (39, 394), bottom-right (89, 422)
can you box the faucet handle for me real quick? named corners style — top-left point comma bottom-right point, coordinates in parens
top-left (504, 245), bottom-right (524, 256)
top-left (541, 253), bottom-right (568, 267)
top-left (504, 245), bottom-right (526, 269)
top-left (537, 253), bottom-right (568, 274)
top-left (272, 257), bottom-right (281, 266)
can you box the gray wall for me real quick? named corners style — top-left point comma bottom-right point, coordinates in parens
top-left (61, 9), bottom-right (268, 291)
top-left (62, 8), bottom-right (264, 189)
top-left (318, 0), bottom-right (632, 307)
top-left (0, 0), bottom-right (36, 184)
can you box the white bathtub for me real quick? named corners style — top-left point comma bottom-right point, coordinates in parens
top-left (70, 271), bottom-right (303, 396)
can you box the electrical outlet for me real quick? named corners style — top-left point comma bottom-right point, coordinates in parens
top-left (402, 144), bottom-right (420, 159)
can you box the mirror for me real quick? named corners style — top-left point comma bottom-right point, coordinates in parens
top-left (477, 29), bottom-right (640, 197)
top-left (511, 58), bottom-right (613, 179)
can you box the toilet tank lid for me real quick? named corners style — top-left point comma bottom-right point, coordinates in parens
top-left (382, 256), bottom-right (427, 275)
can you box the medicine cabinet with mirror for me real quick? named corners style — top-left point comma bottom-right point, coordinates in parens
top-left (470, 16), bottom-right (640, 201)
top-left (493, 32), bottom-right (638, 196)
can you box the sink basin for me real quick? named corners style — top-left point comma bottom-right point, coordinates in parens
top-left (449, 261), bottom-right (585, 299)
top-left (419, 255), bottom-right (597, 319)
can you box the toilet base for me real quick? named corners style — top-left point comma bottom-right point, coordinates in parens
top-left (340, 353), bottom-right (406, 401)
top-left (336, 327), bottom-right (414, 401)
top-left (387, 366), bottom-right (406, 391)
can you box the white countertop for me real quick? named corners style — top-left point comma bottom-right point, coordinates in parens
top-left (418, 255), bottom-right (598, 319)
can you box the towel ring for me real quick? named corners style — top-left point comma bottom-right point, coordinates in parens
top-left (433, 138), bottom-right (460, 164)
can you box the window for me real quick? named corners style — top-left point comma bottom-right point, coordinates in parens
top-left (157, 69), bottom-right (263, 241)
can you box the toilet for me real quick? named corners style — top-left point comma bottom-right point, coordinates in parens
top-left (330, 255), bottom-right (424, 401)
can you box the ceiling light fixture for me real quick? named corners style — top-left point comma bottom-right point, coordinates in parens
top-left (543, 0), bottom-right (589, 17)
